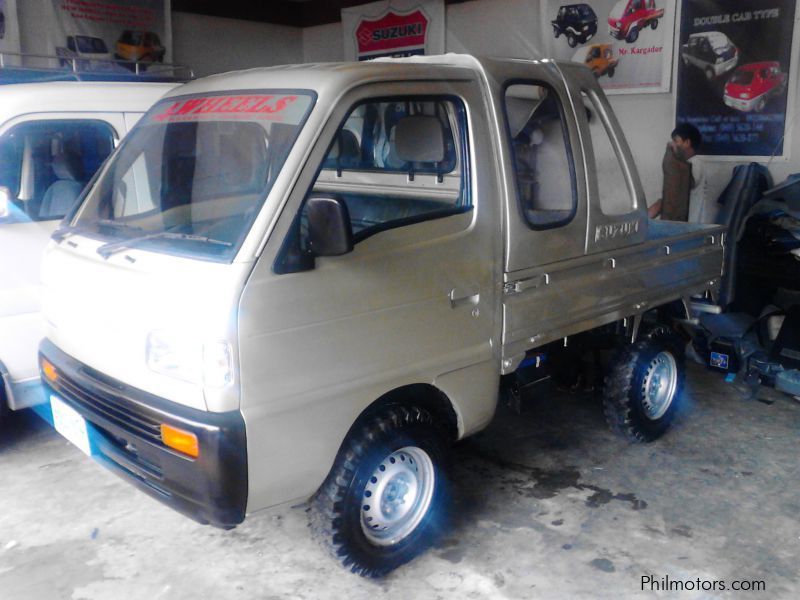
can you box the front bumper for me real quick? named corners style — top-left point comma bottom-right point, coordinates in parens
top-left (723, 93), bottom-right (759, 112)
top-left (609, 26), bottom-right (623, 40)
top-left (39, 338), bottom-right (247, 528)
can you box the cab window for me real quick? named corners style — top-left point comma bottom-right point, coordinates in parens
top-left (504, 82), bottom-right (577, 229)
top-left (0, 120), bottom-right (115, 223)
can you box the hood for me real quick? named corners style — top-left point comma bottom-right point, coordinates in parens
top-left (609, 0), bottom-right (627, 20)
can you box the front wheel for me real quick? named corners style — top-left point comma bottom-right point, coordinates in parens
top-left (553, 25), bottom-right (560, 38)
top-left (705, 67), bottom-right (715, 80)
top-left (755, 97), bottom-right (767, 112)
top-left (608, 66), bottom-right (616, 78)
top-left (626, 26), bottom-right (639, 44)
top-left (567, 33), bottom-right (577, 48)
top-left (309, 405), bottom-right (450, 577)
top-left (603, 336), bottom-right (685, 442)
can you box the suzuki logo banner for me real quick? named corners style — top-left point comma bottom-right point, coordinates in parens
top-left (343, 0), bottom-right (444, 61)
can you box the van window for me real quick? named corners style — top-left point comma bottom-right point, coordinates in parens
top-left (504, 82), bottom-right (577, 229)
top-left (308, 97), bottom-right (469, 242)
top-left (582, 90), bottom-right (635, 216)
top-left (0, 120), bottom-right (115, 223)
top-left (71, 92), bottom-right (315, 262)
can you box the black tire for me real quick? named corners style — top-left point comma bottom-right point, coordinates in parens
top-left (0, 377), bottom-right (8, 430)
top-left (567, 33), bottom-right (577, 48)
top-left (603, 336), bottom-right (685, 443)
top-left (608, 66), bottom-right (616, 78)
top-left (553, 26), bottom-right (560, 39)
top-left (650, 19), bottom-right (659, 30)
top-left (626, 27), bottom-right (639, 44)
top-left (755, 97), bottom-right (767, 113)
top-left (705, 67), bottom-right (715, 81)
top-left (639, 323), bottom-right (687, 358)
top-left (309, 405), bottom-right (450, 577)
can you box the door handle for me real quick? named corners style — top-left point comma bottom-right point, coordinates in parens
top-left (449, 287), bottom-right (480, 308)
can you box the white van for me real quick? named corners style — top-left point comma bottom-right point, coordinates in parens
top-left (0, 81), bottom-right (176, 426)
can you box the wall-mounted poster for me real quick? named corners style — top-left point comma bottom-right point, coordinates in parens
top-left (0, 0), bottom-right (22, 54)
top-left (342, 0), bottom-right (445, 62)
top-left (675, 0), bottom-right (797, 158)
top-left (542, 0), bottom-right (676, 94)
top-left (45, 0), bottom-right (170, 71)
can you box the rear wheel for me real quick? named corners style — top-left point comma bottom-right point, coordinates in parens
top-left (608, 66), bottom-right (616, 78)
top-left (309, 405), bottom-right (450, 577)
top-left (650, 19), bottom-right (659, 30)
top-left (626, 27), bottom-right (639, 43)
top-left (603, 335), bottom-right (685, 442)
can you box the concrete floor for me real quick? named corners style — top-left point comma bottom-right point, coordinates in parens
top-left (1, 364), bottom-right (798, 599)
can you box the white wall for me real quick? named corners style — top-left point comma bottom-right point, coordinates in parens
top-left (172, 12), bottom-right (302, 78)
top-left (303, 23), bottom-right (344, 63)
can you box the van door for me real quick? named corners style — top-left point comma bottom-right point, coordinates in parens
top-left (237, 79), bottom-right (501, 511)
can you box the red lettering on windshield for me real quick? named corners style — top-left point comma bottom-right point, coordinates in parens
top-left (153, 95), bottom-right (298, 121)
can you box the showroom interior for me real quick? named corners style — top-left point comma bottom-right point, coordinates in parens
top-left (1, 0), bottom-right (798, 598)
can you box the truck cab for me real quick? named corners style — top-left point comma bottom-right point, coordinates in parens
top-left (681, 31), bottom-right (738, 80)
top-left (57, 35), bottom-right (114, 71)
top-left (0, 81), bottom-right (176, 426)
top-left (724, 62), bottom-right (787, 113)
top-left (37, 55), bottom-right (724, 577)
top-left (552, 3), bottom-right (598, 48)
top-left (572, 43), bottom-right (618, 78)
top-left (608, 0), bottom-right (664, 44)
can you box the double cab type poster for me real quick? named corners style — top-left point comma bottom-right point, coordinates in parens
top-left (676, 0), bottom-right (797, 157)
top-left (342, 0), bottom-right (444, 61)
top-left (543, 0), bottom-right (677, 94)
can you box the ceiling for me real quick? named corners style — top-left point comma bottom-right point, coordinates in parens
top-left (173, 0), bottom-right (470, 28)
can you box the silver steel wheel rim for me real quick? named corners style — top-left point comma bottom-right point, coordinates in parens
top-left (360, 446), bottom-right (435, 546)
top-left (641, 351), bottom-right (678, 420)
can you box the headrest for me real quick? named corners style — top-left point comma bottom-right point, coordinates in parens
top-left (394, 116), bottom-right (445, 164)
top-left (327, 129), bottom-right (360, 167)
top-left (51, 151), bottom-right (83, 182)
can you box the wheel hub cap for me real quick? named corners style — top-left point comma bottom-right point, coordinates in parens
top-left (360, 446), bottom-right (435, 546)
top-left (641, 351), bottom-right (678, 420)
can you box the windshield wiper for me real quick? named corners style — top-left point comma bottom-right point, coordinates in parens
top-left (96, 231), bottom-right (233, 259)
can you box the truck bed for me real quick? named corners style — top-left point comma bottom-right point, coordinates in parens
top-left (501, 219), bottom-right (726, 371)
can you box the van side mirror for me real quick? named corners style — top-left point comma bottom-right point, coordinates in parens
top-left (0, 187), bottom-right (11, 219)
top-left (305, 195), bottom-right (354, 256)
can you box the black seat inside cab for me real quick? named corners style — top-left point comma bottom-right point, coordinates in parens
top-left (393, 115), bottom-right (446, 170)
top-left (38, 150), bottom-right (85, 220)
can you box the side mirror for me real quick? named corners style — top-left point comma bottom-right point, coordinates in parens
top-left (0, 186), bottom-right (11, 219)
top-left (305, 195), bottom-right (354, 257)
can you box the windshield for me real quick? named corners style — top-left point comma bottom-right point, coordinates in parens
top-left (609, 0), bottom-right (627, 19)
top-left (70, 91), bottom-right (315, 261)
top-left (729, 71), bottom-right (754, 86)
top-left (76, 36), bottom-right (108, 54)
top-left (578, 5), bottom-right (595, 19)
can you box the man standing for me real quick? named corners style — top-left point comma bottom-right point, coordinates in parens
top-left (648, 124), bottom-right (704, 221)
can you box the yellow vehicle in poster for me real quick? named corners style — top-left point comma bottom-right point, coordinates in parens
top-left (572, 43), bottom-right (619, 78)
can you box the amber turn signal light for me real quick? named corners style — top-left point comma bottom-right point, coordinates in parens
top-left (41, 358), bottom-right (59, 383)
top-left (160, 424), bottom-right (199, 458)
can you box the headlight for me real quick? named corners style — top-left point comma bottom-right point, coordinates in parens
top-left (146, 330), bottom-right (233, 388)
top-left (740, 93), bottom-right (750, 99)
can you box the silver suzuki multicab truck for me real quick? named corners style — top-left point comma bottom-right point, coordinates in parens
top-left (38, 54), bottom-right (725, 576)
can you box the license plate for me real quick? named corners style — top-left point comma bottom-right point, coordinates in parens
top-left (51, 395), bottom-right (93, 456)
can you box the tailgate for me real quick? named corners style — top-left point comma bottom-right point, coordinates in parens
top-left (500, 220), bottom-right (725, 370)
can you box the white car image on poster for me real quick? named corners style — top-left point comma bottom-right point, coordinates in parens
top-left (542, 0), bottom-right (676, 94)
top-left (675, 0), bottom-right (797, 158)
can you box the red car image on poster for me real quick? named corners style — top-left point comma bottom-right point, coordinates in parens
top-left (723, 62), bottom-right (787, 113)
top-left (608, 0), bottom-right (664, 44)
top-left (355, 8), bottom-right (429, 60)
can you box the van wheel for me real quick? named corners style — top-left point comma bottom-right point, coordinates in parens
top-left (603, 336), bottom-right (685, 442)
top-left (553, 26), bottom-right (561, 38)
top-left (650, 19), bottom-right (659, 30)
top-left (608, 66), bottom-right (616, 78)
top-left (309, 405), bottom-right (450, 577)
top-left (626, 27), bottom-right (639, 43)
top-left (567, 33), bottom-right (577, 47)
top-left (755, 97), bottom-right (767, 112)
top-left (705, 67), bottom-right (715, 80)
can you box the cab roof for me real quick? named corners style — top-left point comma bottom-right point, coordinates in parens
top-left (0, 81), bottom-right (178, 125)
top-left (161, 54), bottom-right (563, 101)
